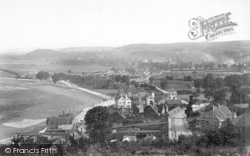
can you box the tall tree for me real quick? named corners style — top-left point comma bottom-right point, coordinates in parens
top-left (160, 78), bottom-right (168, 89)
top-left (121, 75), bottom-right (130, 85)
top-left (202, 73), bottom-right (216, 100)
top-left (185, 96), bottom-right (194, 118)
top-left (84, 106), bottom-right (111, 145)
top-left (51, 73), bottom-right (60, 84)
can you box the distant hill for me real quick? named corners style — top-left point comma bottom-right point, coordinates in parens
top-left (21, 49), bottom-right (100, 60)
top-left (114, 40), bottom-right (250, 61)
top-left (115, 40), bottom-right (250, 54)
top-left (2, 40), bottom-right (250, 62)
top-left (58, 47), bottom-right (114, 53)
top-left (23, 49), bottom-right (62, 59)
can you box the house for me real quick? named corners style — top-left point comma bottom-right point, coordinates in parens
top-left (136, 104), bottom-right (144, 113)
top-left (232, 109), bottom-right (250, 128)
top-left (232, 109), bottom-right (250, 146)
top-left (46, 111), bottom-right (74, 130)
top-left (115, 94), bottom-right (132, 108)
top-left (141, 134), bottom-right (157, 145)
top-left (158, 89), bottom-right (180, 105)
top-left (213, 105), bottom-right (235, 123)
top-left (122, 135), bottom-right (137, 142)
top-left (200, 105), bottom-right (236, 128)
top-left (145, 92), bottom-right (155, 105)
top-left (164, 89), bottom-right (179, 100)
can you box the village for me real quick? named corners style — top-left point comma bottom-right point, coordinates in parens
top-left (2, 64), bottom-right (249, 156)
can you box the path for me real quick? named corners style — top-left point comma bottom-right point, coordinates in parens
top-left (168, 107), bottom-right (192, 140)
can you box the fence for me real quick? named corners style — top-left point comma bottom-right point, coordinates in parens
top-left (59, 80), bottom-right (112, 100)
top-left (74, 99), bottom-right (115, 123)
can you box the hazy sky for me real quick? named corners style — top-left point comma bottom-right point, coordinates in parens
top-left (0, 0), bottom-right (250, 53)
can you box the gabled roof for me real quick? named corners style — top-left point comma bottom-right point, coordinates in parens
top-left (166, 99), bottom-right (183, 105)
top-left (136, 105), bottom-right (144, 110)
top-left (232, 109), bottom-right (250, 127)
top-left (213, 108), bottom-right (228, 121)
top-left (141, 135), bottom-right (157, 144)
top-left (47, 116), bottom-right (73, 126)
top-left (213, 105), bottom-right (233, 121)
top-left (58, 124), bottom-right (74, 130)
top-left (122, 135), bottom-right (137, 142)
top-left (219, 105), bottom-right (233, 117)
top-left (115, 96), bottom-right (124, 101)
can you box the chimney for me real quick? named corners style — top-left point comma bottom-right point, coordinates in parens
top-left (151, 92), bottom-right (155, 98)
top-left (138, 94), bottom-right (141, 104)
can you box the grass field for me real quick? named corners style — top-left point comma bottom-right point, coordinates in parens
top-left (0, 78), bottom-right (103, 141)
top-left (0, 59), bottom-right (111, 75)
top-left (167, 80), bottom-right (193, 90)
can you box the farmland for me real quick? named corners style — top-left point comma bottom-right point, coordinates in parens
top-left (0, 59), bottom-right (111, 75)
top-left (0, 78), bottom-right (103, 141)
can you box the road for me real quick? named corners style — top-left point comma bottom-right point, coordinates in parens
top-left (168, 107), bottom-right (192, 140)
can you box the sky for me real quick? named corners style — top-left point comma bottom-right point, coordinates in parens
top-left (0, 0), bottom-right (250, 53)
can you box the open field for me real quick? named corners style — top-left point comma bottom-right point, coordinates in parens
top-left (0, 70), bottom-right (17, 78)
top-left (167, 80), bottom-right (193, 90)
top-left (0, 78), bottom-right (102, 141)
top-left (94, 89), bottom-right (118, 96)
top-left (0, 59), bottom-right (111, 75)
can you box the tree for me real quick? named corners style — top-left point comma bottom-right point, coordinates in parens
top-left (184, 76), bottom-right (192, 81)
top-left (84, 106), bottom-right (111, 145)
top-left (149, 76), bottom-right (155, 84)
top-left (202, 73), bottom-right (216, 100)
top-left (115, 75), bottom-right (122, 82)
top-left (121, 75), bottom-right (130, 85)
top-left (51, 73), bottom-right (60, 84)
top-left (160, 78), bottom-right (168, 89)
top-left (215, 77), bottom-right (224, 89)
top-left (231, 86), bottom-right (248, 103)
top-left (36, 71), bottom-right (50, 80)
top-left (214, 89), bottom-right (227, 102)
top-left (194, 78), bottom-right (203, 95)
top-left (224, 75), bottom-right (242, 88)
top-left (185, 96), bottom-right (194, 118)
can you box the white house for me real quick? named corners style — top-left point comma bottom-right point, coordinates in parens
top-left (145, 92), bottom-right (155, 105)
top-left (165, 89), bottom-right (178, 100)
top-left (115, 94), bottom-right (132, 108)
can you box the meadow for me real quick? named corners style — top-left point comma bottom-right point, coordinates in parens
top-left (0, 59), bottom-right (111, 75)
top-left (0, 78), bottom-right (102, 141)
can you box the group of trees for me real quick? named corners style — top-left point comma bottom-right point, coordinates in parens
top-left (185, 96), bottom-right (200, 118)
top-left (36, 71), bottom-right (50, 80)
top-left (84, 106), bottom-right (111, 145)
top-left (193, 73), bottom-right (250, 103)
top-left (175, 119), bottom-right (245, 155)
top-left (194, 73), bottom-right (227, 102)
top-left (114, 75), bottom-right (130, 85)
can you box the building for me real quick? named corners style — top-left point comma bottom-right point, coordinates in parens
top-left (115, 94), bottom-right (132, 108)
top-left (145, 92), bottom-right (155, 105)
top-left (199, 105), bottom-right (236, 128)
top-left (46, 111), bottom-right (74, 130)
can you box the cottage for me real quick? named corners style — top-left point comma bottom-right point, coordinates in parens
top-left (145, 92), bottom-right (155, 105)
top-left (115, 94), bottom-right (132, 108)
top-left (232, 109), bottom-right (250, 128)
top-left (200, 105), bottom-right (236, 128)
top-left (122, 135), bottom-right (137, 142)
top-left (46, 112), bottom-right (74, 130)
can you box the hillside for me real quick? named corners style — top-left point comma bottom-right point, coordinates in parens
top-left (58, 47), bottom-right (114, 53)
top-left (114, 40), bottom-right (250, 61)
top-left (23, 49), bottom-right (62, 59)
top-left (115, 40), bottom-right (250, 53)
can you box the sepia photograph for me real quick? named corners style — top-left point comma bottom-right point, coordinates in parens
top-left (0, 0), bottom-right (250, 155)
